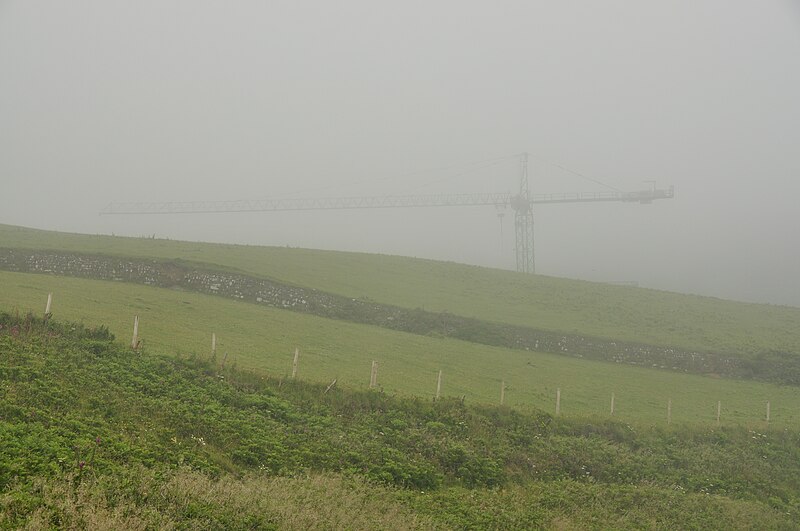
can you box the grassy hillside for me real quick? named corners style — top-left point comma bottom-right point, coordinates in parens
top-left (2, 223), bottom-right (799, 357)
top-left (2, 270), bottom-right (799, 428)
top-left (1, 314), bottom-right (797, 529)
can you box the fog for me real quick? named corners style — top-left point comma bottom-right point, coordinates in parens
top-left (1, 1), bottom-right (799, 306)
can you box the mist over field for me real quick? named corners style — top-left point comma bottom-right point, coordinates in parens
top-left (3, 5), bottom-right (800, 525)
top-left (1, 1), bottom-right (799, 306)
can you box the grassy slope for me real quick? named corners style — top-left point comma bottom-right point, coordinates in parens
top-left (1, 223), bottom-right (799, 357)
top-left (1, 316), bottom-right (797, 529)
top-left (2, 270), bottom-right (798, 428)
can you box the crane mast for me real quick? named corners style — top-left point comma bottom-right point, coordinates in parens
top-left (100, 154), bottom-right (675, 274)
top-left (515, 153), bottom-right (535, 273)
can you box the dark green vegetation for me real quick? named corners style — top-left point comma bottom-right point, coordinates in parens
top-left (1, 314), bottom-right (798, 529)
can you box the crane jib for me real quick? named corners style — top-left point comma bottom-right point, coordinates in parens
top-left (100, 187), bottom-right (674, 215)
top-left (99, 153), bottom-right (674, 276)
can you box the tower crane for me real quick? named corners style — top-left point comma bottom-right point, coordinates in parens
top-left (100, 153), bottom-right (674, 273)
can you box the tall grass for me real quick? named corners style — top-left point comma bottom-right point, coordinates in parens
top-left (13, 469), bottom-right (433, 530)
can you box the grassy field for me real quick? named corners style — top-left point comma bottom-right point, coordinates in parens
top-left (2, 317), bottom-right (797, 529)
top-left (2, 223), bottom-right (799, 358)
top-left (3, 270), bottom-right (799, 428)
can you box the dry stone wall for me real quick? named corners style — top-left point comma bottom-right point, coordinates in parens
top-left (1, 247), bottom-right (795, 385)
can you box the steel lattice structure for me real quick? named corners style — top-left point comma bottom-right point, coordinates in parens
top-left (100, 154), bottom-right (675, 273)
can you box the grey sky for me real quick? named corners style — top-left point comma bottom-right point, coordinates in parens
top-left (1, 1), bottom-right (799, 306)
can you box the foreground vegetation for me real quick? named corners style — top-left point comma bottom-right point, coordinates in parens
top-left (3, 271), bottom-right (800, 427)
top-left (2, 223), bottom-right (799, 358)
top-left (1, 313), bottom-right (798, 528)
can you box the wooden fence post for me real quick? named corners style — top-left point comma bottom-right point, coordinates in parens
top-left (500, 380), bottom-right (505, 405)
top-left (44, 293), bottom-right (53, 319)
top-left (211, 333), bottom-right (217, 356)
top-left (131, 316), bottom-right (139, 350)
top-left (766, 401), bottom-right (771, 424)
top-left (292, 348), bottom-right (300, 379)
top-left (716, 401), bottom-right (721, 426)
top-left (369, 361), bottom-right (378, 388)
top-left (324, 379), bottom-right (337, 394)
top-left (556, 387), bottom-right (561, 416)
top-left (436, 370), bottom-right (442, 400)
top-left (610, 392), bottom-right (615, 416)
top-left (667, 398), bottom-right (672, 425)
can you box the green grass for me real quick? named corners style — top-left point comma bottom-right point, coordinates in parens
top-left (3, 270), bottom-right (799, 428)
top-left (2, 223), bottom-right (799, 358)
top-left (1, 315), bottom-right (798, 529)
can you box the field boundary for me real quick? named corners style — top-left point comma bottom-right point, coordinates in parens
top-left (1, 246), bottom-right (797, 386)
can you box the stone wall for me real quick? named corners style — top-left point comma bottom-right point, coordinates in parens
top-left (2, 247), bottom-right (793, 385)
